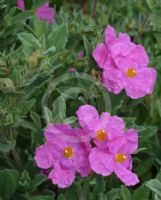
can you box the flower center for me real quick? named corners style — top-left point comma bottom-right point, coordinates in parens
top-left (115, 153), bottom-right (126, 164)
top-left (126, 68), bottom-right (136, 78)
top-left (96, 130), bottom-right (107, 141)
top-left (63, 147), bottom-right (73, 158)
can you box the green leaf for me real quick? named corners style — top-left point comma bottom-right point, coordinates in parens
top-left (0, 169), bottom-right (19, 200)
top-left (23, 74), bottom-right (51, 99)
top-left (146, 179), bottom-right (161, 197)
top-left (57, 194), bottom-right (66, 200)
top-left (63, 116), bottom-right (77, 125)
top-left (18, 120), bottom-right (36, 131)
top-left (0, 78), bottom-right (15, 92)
top-left (106, 189), bottom-right (121, 200)
top-left (13, 10), bottom-right (34, 22)
top-left (121, 186), bottom-right (131, 200)
top-left (18, 32), bottom-right (40, 51)
top-left (0, 140), bottom-right (16, 153)
top-left (97, 176), bottom-right (105, 194)
top-left (29, 195), bottom-right (54, 200)
top-left (30, 111), bottom-right (42, 130)
top-left (47, 24), bottom-right (68, 51)
top-left (43, 106), bottom-right (54, 124)
top-left (157, 171), bottom-right (161, 182)
top-left (30, 174), bottom-right (47, 192)
top-left (52, 96), bottom-right (66, 122)
top-left (32, 0), bottom-right (49, 8)
top-left (132, 184), bottom-right (150, 200)
top-left (65, 184), bottom-right (78, 200)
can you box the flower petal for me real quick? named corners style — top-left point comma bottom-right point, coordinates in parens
top-left (102, 67), bottom-right (124, 94)
top-left (44, 124), bottom-right (73, 141)
top-left (92, 43), bottom-right (108, 68)
top-left (36, 3), bottom-right (55, 23)
top-left (74, 154), bottom-right (91, 177)
top-left (17, 0), bottom-right (25, 10)
top-left (129, 45), bottom-right (149, 67)
top-left (125, 67), bottom-right (157, 99)
top-left (35, 142), bottom-right (56, 169)
top-left (48, 162), bottom-right (75, 188)
top-left (105, 25), bottom-right (116, 45)
top-left (107, 115), bottom-right (125, 140)
top-left (76, 105), bottom-right (99, 131)
top-left (124, 129), bottom-right (138, 154)
top-left (114, 165), bottom-right (139, 186)
top-left (89, 148), bottom-right (113, 176)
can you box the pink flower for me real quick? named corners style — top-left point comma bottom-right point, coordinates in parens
top-left (93, 25), bottom-right (157, 99)
top-left (36, 3), bottom-right (55, 24)
top-left (76, 105), bottom-right (125, 148)
top-left (68, 67), bottom-right (76, 73)
top-left (89, 129), bottom-right (139, 186)
top-left (77, 104), bottom-right (139, 186)
top-left (77, 50), bottom-right (84, 59)
top-left (35, 124), bottom-right (91, 188)
top-left (17, 0), bottom-right (25, 10)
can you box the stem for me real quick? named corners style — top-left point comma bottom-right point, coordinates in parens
top-left (9, 127), bottom-right (24, 171)
top-left (92, 0), bottom-right (98, 18)
top-left (4, 154), bottom-right (17, 170)
top-left (134, 16), bottom-right (149, 43)
top-left (11, 148), bottom-right (24, 171)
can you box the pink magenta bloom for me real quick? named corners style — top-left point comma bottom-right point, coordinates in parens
top-left (36, 3), bottom-right (55, 23)
top-left (93, 25), bottom-right (157, 99)
top-left (68, 67), bottom-right (76, 73)
top-left (76, 105), bottom-right (125, 148)
top-left (35, 124), bottom-right (91, 188)
top-left (17, 0), bottom-right (25, 10)
top-left (89, 129), bottom-right (139, 186)
top-left (77, 50), bottom-right (84, 59)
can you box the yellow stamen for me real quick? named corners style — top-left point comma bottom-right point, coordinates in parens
top-left (126, 68), bottom-right (136, 78)
top-left (96, 130), bottom-right (107, 141)
top-left (63, 147), bottom-right (73, 158)
top-left (115, 153), bottom-right (126, 164)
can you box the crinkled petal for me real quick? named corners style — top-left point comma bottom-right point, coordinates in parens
top-left (125, 67), bottom-right (157, 99)
top-left (92, 43), bottom-right (108, 68)
top-left (60, 158), bottom-right (74, 169)
top-left (89, 148), bottom-right (113, 176)
top-left (102, 67), bottom-right (124, 94)
top-left (118, 33), bottom-right (131, 43)
top-left (105, 25), bottom-right (116, 45)
top-left (73, 128), bottom-right (91, 146)
top-left (114, 56), bottom-right (138, 70)
top-left (114, 165), bottom-right (139, 186)
top-left (35, 143), bottom-right (56, 169)
top-left (74, 154), bottom-right (91, 177)
top-left (109, 136), bottom-right (126, 155)
top-left (48, 162), bottom-right (76, 188)
top-left (129, 45), bottom-right (149, 67)
top-left (109, 129), bottom-right (138, 154)
top-left (76, 105), bottom-right (99, 131)
top-left (44, 123), bottom-right (73, 141)
top-left (110, 41), bottom-right (134, 58)
top-left (96, 112), bottom-right (111, 130)
top-left (124, 129), bottom-right (138, 154)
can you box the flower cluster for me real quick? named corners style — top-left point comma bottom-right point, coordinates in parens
top-left (35, 105), bottom-right (139, 188)
top-left (17, 1), bottom-right (55, 23)
top-left (93, 26), bottom-right (157, 99)
top-left (35, 124), bottom-right (91, 188)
